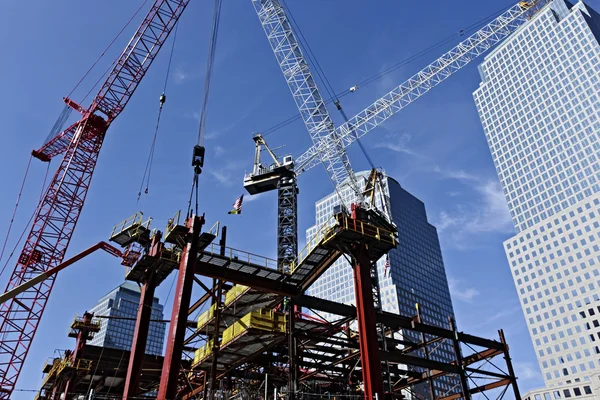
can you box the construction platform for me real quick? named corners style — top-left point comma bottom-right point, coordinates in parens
top-left (194, 212), bottom-right (396, 295)
top-left (36, 345), bottom-right (182, 399)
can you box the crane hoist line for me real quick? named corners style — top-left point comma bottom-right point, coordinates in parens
top-left (245, 0), bottom-right (547, 266)
top-left (0, 1), bottom-right (189, 398)
top-left (245, 1), bottom-right (546, 397)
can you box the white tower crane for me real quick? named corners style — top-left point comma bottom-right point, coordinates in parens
top-left (244, 0), bottom-right (548, 272)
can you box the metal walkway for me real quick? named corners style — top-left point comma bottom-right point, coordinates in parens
top-left (194, 212), bottom-right (397, 296)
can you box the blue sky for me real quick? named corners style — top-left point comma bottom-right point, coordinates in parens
top-left (2, 0), bottom-right (599, 397)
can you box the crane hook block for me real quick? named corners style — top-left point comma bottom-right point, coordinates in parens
top-left (159, 93), bottom-right (166, 106)
top-left (192, 145), bottom-right (205, 175)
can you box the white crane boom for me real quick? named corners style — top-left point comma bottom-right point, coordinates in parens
top-left (294, 0), bottom-right (547, 175)
top-left (251, 0), bottom-right (361, 195)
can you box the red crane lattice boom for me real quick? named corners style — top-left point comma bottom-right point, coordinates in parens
top-left (0, 1), bottom-right (190, 397)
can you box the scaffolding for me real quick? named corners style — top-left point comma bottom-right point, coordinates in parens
top-left (36, 210), bottom-right (521, 400)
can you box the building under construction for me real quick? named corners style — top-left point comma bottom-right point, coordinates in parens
top-left (0, 0), bottom-right (552, 399)
top-left (34, 210), bottom-right (521, 400)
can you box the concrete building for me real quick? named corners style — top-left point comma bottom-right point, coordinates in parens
top-left (473, 0), bottom-right (600, 398)
top-left (306, 170), bottom-right (457, 397)
top-left (88, 281), bottom-right (166, 356)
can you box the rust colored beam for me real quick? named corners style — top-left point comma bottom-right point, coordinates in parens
top-left (351, 238), bottom-right (383, 400)
top-left (449, 316), bottom-right (471, 400)
top-left (499, 329), bottom-right (522, 400)
top-left (437, 378), bottom-right (512, 400)
top-left (123, 232), bottom-right (163, 400)
top-left (158, 215), bottom-right (204, 399)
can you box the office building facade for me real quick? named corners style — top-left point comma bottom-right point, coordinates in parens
top-left (88, 281), bottom-right (166, 356)
top-left (306, 171), bottom-right (457, 396)
top-left (473, 0), bottom-right (600, 396)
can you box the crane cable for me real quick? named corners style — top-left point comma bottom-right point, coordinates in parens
top-left (0, 155), bottom-right (33, 266)
top-left (188, 0), bottom-right (223, 217)
top-left (137, 22), bottom-right (180, 205)
top-left (0, 161), bottom-right (51, 278)
top-left (262, 0), bottom-right (517, 138)
top-left (281, 0), bottom-right (375, 195)
top-left (68, 0), bottom-right (150, 103)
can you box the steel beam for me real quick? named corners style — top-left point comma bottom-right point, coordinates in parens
top-left (499, 329), bottom-right (521, 400)
top-left (122, 232), bottom-right (163, 400)
top-left (158, 215), bottom-right (204, 399)
top-left (449, 316), bottom-right (471, 400)
top-left (194, 259), bottom-right (296, 295)
top-left (352, 240), bottom-right (383, 400)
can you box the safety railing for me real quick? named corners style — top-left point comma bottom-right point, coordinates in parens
top-left (70, 314), bottom-right (101, 331)
top-left (165, 210), bottom-right (181, 238)
top-left (336, 214), bottom-right (396, 246)
top-left (109, 211), bottom-right (152, 240)
top-left (202, 243), bottom-right (278, 270)
top-left (290, 215), bottom-right (340, 274)
top-left (207, 220), bottom-right (220, 237)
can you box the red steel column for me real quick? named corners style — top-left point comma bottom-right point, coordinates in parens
top-left (122, 281), bottom-right (157, 398)
top-left (352, 241), bottom-right (383, 400)
top-left (123, 233), bottom-right (163, 399)
top-left (63, 313), bottom-right (94, 399)
top-left (158, 215), bottom-right (204, 399)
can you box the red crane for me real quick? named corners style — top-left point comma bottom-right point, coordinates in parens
top-left (0, 1), bottom-right (190, 397)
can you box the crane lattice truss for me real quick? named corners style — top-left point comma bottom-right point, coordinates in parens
top-left (294, 0), bottom-right (546, 174)
top-left (251, 0), bottom-right (360, 195)
top-left (0, 1), bottom-right (189, 397)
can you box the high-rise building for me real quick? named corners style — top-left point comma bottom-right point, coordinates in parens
top-left (306, 170), bottom-right (457, 396)
top-left (88, 281), bottom-right (166, 356)
top-left (473, 0), bottom-right (600, 397)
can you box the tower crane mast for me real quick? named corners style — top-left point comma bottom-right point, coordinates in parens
top-left (246, 0), bottom-right (546, 270)
top-left (0, 1), bottom-right (189, 397)
top-left (245, 1), bottom-right (547, 395)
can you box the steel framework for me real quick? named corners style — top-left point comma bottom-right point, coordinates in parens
top-left (0, 1), bottom-right (189, 397)
top-left (32, 213), bottom-right (522, 400)
top-left (277, 177), bottom-right (298, 270)
top-left (251, 0), bottom-right (360, 195)
top-left (294, 0), bottom-right (547, 173)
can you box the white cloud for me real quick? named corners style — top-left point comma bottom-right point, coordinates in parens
top-left (433, 166), bottom-right (480, 182)
top-left (434, 168), bottom-right (513, 247)
top-left (244, 192), bottom-right (266, 203)
top-left (514, 362), bottom-right (542, 381)
top-left (448, 278), bottom-right (479, 302)
top-left (210, 170), bottom-right (232, 186)
top-left (214, 145), bottom-right (225, 157)
top-left (372, 133), bottom-right (420, 156)
top-left (173, 67), bottom-right (189, 84)
top-left (209, 160), bottom-right (245, 187)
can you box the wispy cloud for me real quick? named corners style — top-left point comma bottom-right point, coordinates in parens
top-left (245, 192), bottom-right (266, 203)
top-left (173, 67), bottom-right (189, 84)
top-left (433, 166), bottom-right (479, 182)
top-left (210, 170), bottom-right (233, 186)
top-left (470, 305), bottom-right (521, 330)
top-left (434, 167), bottom-right (513, 248)
top-left (448, 278), bottom-right (479, 302)
top-left (372, 133), bottom-right (421, 156)
top-left (513, 362), bottom-right (542, 381)
top-left (214, 145), bottom-right (225, 157)
top-left (209, 160), bottom-right (245, 187)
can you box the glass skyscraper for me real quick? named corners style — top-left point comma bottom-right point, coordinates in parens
top-left (88, 281), bottom-right (166, 356)
top-left (306, 171), bottom-right (457, 396)
top-left (473, 0), bottom-right (600, 397)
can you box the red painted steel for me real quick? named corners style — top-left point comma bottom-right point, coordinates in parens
top-left (158, 215), bottom-right (204, 399)
top-left (0, 1), bottom-right (190, 397)
top-left (351, 204), bottom-right (383, 400)
top-left (122, 233), bottom-right (163, 399)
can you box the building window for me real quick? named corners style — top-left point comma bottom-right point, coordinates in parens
top-left (583, 386), bottom-right (592, 395)
top-left (573, 388), bottom-right (581, 397)
top-left (564, 389), bottom-right (571, 398)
